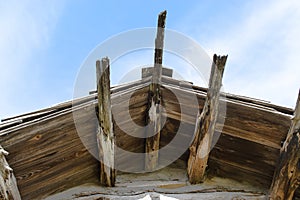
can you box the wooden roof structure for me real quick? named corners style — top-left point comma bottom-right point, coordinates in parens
top-left (1, 11), bottom-right (299, 200)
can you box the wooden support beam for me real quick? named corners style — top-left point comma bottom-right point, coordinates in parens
top-left (187, 54), bottom-right (227, 184)
top-left (0, 145), bottom-right (21, 200)
top-left (269, 90), bottom-right (300, 200)
top-left (141, 67), bottom-right (173, 79)
top-left (96, 57), bottom-right (116, 187)
top-left (145, 10), bottom-right (167, 171)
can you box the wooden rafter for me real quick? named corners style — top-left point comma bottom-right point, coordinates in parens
top-left (145, 10), bottom-right (167, 171)
top-left (96, 58), bottom-right (116, 186)
top-left (269, 90), bottom-right (300, 200)
top-left (187, 54), bottom-right (227, 184)
top-left (0, 145), bottom-right (21, 200)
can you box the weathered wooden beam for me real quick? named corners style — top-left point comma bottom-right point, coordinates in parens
top-left (0, 145), bottom-right (21, 200)
top-left (145, 10), bottom-right (167, 171)
top-left (269, 90), bottom-right (300, 200)
top-left (141, 67), bottom-right (173, 79)
top-left (187, 54), bottom-right (227, 184)
top-left (96, 57), bottom-right (116, 186)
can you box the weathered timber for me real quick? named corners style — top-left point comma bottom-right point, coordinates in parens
top-left (145, 10), bottom-right (167, 171)
top-left (188, 54), bottom-right (227, 184)
top-left (142, 67), bottom-right (173, 79)
top-left (161, 76), bottom-right (294, 115)
top-left (96, 58), bottom-right (116, 186)
top-left (0, 145), bottom-right (21, 200)
top-left (0, 68), bottom-right (296, 198)
top-left (160, 84), bottom-right (290, 149)
top-left (269, 90), bottom-right (300, 200)
top-left (0, 104), bottom-right (99, 199)
top-left (0, 85), bottom-right (149, 199)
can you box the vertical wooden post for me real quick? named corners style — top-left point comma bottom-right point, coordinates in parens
top-left (269, 90), bottom-right (300, 200)
top-left (187, 54), bottom-right (227, 184)
top-left (145, 10), bottom-right (167, 171)
top-left (96, 57), bottom-right (115, 187)
top-left (0, 145), bottom-right (21, 200)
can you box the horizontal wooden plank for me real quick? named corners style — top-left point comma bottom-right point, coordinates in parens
top-left (209, 158), bottom-right (272, 189)
top-left (0, 104), bottom-right (99, 199)
top-left (210, 133), bottom-right (279, 179)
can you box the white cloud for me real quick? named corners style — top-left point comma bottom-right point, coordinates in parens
top-left (182, 0), bottom-right (300, 108)
top-left (214, 0), bottom-right (300, 108)
top-left (0, 0), bottom-right (65, 119)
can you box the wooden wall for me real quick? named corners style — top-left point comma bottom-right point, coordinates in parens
top-left (0, 77), bottom-right (296, 198)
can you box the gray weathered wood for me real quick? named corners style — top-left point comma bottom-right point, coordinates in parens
top-left (0, 145), bottom-right (21, 200)
top-left (142, 67), bottom-right (173, 79)
top-left (188, 54), bottom-right (227, 184)
top-left (96, 58), bottom-right (116, 186)
top-left (145, 10), bottom-right (167, 171)
top-left (269, 90), bottom-right (300, 200)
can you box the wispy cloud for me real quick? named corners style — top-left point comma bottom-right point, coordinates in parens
top-left (180, 0), bottom-right (300, 108)
top-left (0, 0), bottom-right (65, 119)
top-left (212, 0), bottom-right (300, 107)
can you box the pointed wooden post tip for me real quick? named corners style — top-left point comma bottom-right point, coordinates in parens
top-left (188, 52), bottom-right (228, 184)
top-left (158, 10), bottom-right (167, 28)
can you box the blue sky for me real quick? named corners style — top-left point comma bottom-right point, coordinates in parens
top-left (0, 0), bottom-right (299, 120)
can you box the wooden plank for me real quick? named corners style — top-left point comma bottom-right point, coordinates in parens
top-left (0, 85), bottom-right (149, 199)
top-left (269, 91), bottom-right (300, 200)
top-left (210, 133), bottom-right (279, 180)
top-left (0, 145), bottom-right (21, 200)
top-left (142, 67), bottom-right (173, 78)
top-left (188, 54), bottom-right (227, 184)
top-left (145, 10), bottom-right (167, 171)
top-left (160, 85), bottom-right (291, 149)
top-left (96, 58), bottom-right (116, 186)
top-left (209, 158), bottom-right (272, 189)
top-left (0, 104), bottom-right (99, 199)
top-left (161, 76), bottom-right (294, 115)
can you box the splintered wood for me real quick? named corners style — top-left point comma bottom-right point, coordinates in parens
top-left (188, 54), bottom-right (227, 184)
top-left (96, 58), bottom-right (116, 186)
top-left (269, 90), bottom-right (300, 200)
top-left (0, 145), bottom-right (21, 200)
top-left (145, 10), bottom-right (167, 171)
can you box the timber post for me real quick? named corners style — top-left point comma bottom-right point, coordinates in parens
top-left (145, 10), bottom-right (167, 171)
top-left (187, 54), bottom-right (227, 184)
top-left (96, 57), bottom-right (116, 187)
top-left (0, 145), bottom-right (21, 200)
top-left (269, 90), bottom-right (300, 200)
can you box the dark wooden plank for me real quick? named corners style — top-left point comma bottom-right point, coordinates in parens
top-left (269, 91), bottom-right (300, 200)
top-left (96, 58), bottom-right (115, 186)
top-left (160, 84), bottom-right (291, 149)
top-left (0, 104), bottom-right (99, 199)
top-left (210, 133), bottom-right (279, 180)
top-left (188, 54), bottom-right (227, 183)
top-left (209, 158), bottom-right (272, 189)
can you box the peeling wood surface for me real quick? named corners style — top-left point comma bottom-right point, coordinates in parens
top-left (269, 91), bottom-right (300, 200)
top-left (187, 55), bottom-right (227, 183)
top-left (145, 10), bottom-right (167, 171)
top-left (96, 58), bottom-right (116, 187)
top-left (0, 145), bottom-right (21, 200)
